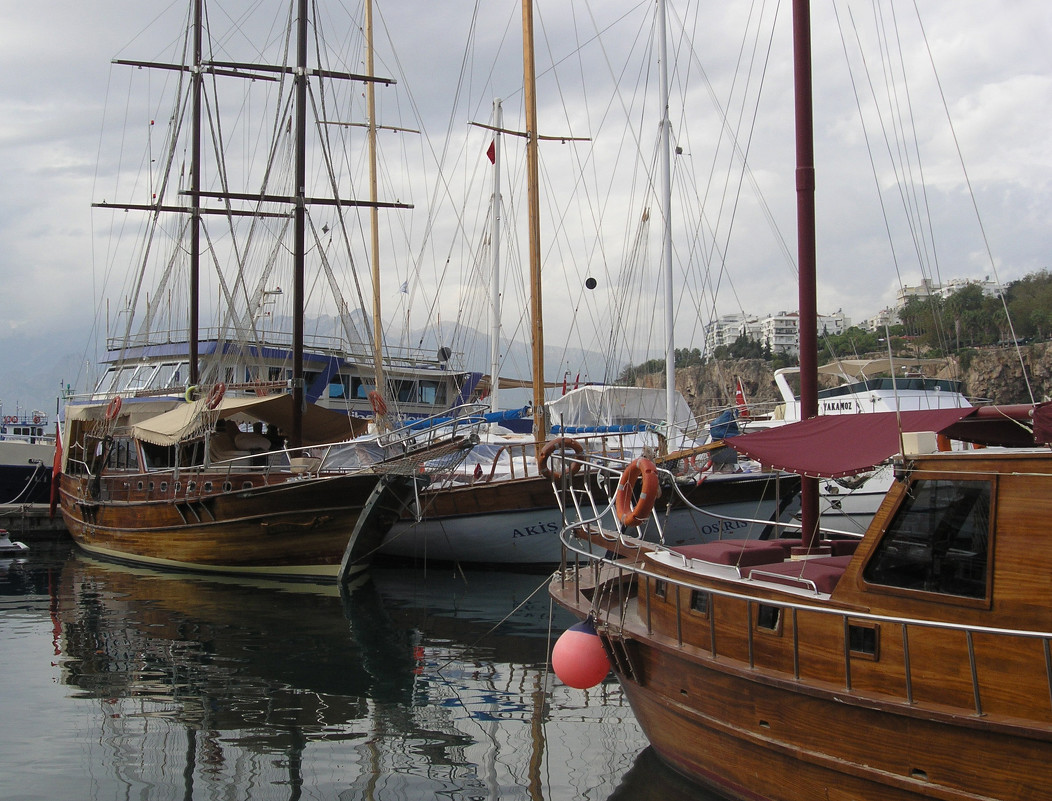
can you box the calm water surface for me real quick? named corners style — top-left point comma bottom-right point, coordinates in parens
top-left (0, 543), bottom-right (726, 800)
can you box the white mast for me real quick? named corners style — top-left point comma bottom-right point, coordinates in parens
top-left (489, 99), bottom-right (503, 417)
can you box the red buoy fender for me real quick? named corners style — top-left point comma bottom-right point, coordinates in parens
top-left (551, 618), bottom-right (610, 689)
top-left (614, 457), bottom-right (660, 527)
top-left (538, 437), bottom-right (584, 481)
top-left (105, 396), bottom-right (123, 420)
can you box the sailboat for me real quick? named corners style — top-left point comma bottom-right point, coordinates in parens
top-left (548, 2), bottom-right (1052, 799)
top-left (57, 0), bottom-right (479, 580)
top-left (377, 2), bottom-right (795, 568)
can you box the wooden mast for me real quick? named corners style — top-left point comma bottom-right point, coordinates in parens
top-left (290, 0), bottom-right (307, 448)
top-left (793, 0), bottom-right (819, 550)
top-left (366, 0), bottom-right (387, 421)
top-left (522, 0), bottom-right (546, 447)
top-left (657, 0), bottom-right (676, 445)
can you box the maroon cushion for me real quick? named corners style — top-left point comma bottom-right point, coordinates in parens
top-left (747, 555), bottom-right (851, 593)
top-left (671, 540), bottom-right (787, 567)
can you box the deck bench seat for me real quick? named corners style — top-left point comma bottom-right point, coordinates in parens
top-left (746, 555), bottom-right (853, 594)
top-left (670, 540), bottom-right (788, 568)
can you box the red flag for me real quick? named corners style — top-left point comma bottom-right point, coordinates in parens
top-left (49, 422), bottom-right (62, 519)
top-left (735, 377), bottom-right (751, 418)
top-left (473, 463), bottom-right (483, 480)
top-left (486, 140), bottom-right (495, 164)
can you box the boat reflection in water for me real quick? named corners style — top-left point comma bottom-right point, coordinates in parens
top-left (0, 548), bottom-right (715, 800)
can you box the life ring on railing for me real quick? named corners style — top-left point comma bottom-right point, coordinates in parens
top-left (615, 457), bottom-right (660, 527)
top-left (185, 385), bottom-right (197, 404)
top-left (538, 437), bottom-right (584, 481)
top-left (206, 382), bottom-right (226, 410)
top-left (105, 396), bottom-right (123, 421)
top-left (367, 390), bottom-right (388, 416)
top-left (33, 415), bottom-right (41, 424)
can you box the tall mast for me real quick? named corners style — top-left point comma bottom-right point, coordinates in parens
top-left (657, 0), bottom-right (676, 443)
top-left (290, 0), bottom-right (307, 448)
top-left (366, 0), bottom-right (387, 414)
top-left (189, 0), bottom-right (202, 386)
top-left (522, 0), bottom-right (545, 446)
top-left (793, 0), bottom-right (820, 549)
top-left (489, 99), bottom-right (503, 417)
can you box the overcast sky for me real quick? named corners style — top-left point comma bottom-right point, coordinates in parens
top-left (1, 0), bottom-right (1050, 414)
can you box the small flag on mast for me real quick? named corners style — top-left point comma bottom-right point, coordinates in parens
top-left (734, 377), bottom-right (751, 418)
top-left (486, 140), bottom-right (496, 164)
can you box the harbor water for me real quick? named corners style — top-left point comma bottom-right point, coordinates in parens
top-left (0, 542), bottom-right (723, 800)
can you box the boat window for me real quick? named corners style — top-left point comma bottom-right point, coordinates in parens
top-left (392, 379), bottom-right (415, 403)
top-left (863, 479), bottom-right (990, 599)
top-left (419, 380), bottom-right (446, 406)
top-left (756, 604), bottom-right (782, 633)
top-left (328, 377), bottom-right (345, 398)
top-left (94, 368), bottom-right (121, 396)
top-left (352, 377), bottom-right (376, 400)
top-left (689, 590), bottom-right (710, 615)
top-left (150, 362), bottom-right (180, 389)
top-left (142, 442), bottom-right (176, 469)
top-left (848, 623), bottom-right (879, 659)
top-left (653, 578), bottom-right (667, 599)
top-left (105, 438), bottom-right (140, 471)
top-left (126, 364), bottom-right (158, 392)
top-left (111, 366), bottom-right (138, 394)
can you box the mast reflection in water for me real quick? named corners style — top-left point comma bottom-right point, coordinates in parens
top-left (0, 545), bottom-right (721, 800)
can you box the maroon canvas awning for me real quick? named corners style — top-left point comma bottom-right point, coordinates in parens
top-left (726, 408), bottom-right (976, 478)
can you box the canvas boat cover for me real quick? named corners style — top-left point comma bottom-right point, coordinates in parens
top-left (546, 385), bottom-right (698, 432)
top-left (131, 394), bottom-right (368, 447)
top-left (725, 404), bottom-right (1052, 478)
top-left (725, 408), bottom-right (974, 478)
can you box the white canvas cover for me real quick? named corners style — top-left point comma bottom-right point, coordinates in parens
top-left (545, 385), bottom-right (697, 431)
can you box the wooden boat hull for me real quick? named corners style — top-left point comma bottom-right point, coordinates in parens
top-left (610, 636), bottom-right (1049, 801)
top-left (59, 470), bottom-right (411, 580)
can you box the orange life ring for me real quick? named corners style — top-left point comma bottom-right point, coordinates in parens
top-left (367, 390), bottom-right (388, 416)
top-left (105, 396), bottom-right (123, 420)
top-left (615, 457), bottom-right (660, 527)
top-left (206, 383), bottom-right (226, 410)
top-left (538, 437), bottom-right (585, 481)
top-left (33, 415), bottom-right (41, 425)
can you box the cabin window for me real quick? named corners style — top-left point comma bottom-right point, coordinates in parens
top-left (756, 604), bottom-right (782, 633)
top-left (105, 439), bottom-right (140, 471)
top-left (352, 377), bottom-right (376, 400)
top-left (160, 482), bottom-right (168, 492)
top-left (142, 442), bottom-right (177, 470)
top-left (328, 377), bottom-right (345, 398)
top-left (419, 380), bottom-right (446, 406)
top-left (689, 590), bottom-right (710, 615)
top-left (849, 622), bottom-right (879, 659)
top-left (391, 379), bottom-right (415, 403)
top-left (863, 479), bottom-right (990, 599)
top-left (204, 482), bottom-right (213, 492)
top-left (653, 578), bottom-right (667, 599)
